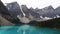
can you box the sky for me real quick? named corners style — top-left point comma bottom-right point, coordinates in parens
top-left (1, 0), bottom-right (60, 9)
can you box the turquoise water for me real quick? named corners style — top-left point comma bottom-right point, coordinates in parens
top-left (0, 25), bottom-right (60, 34)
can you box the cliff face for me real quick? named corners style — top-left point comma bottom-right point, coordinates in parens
top-left (0, 0), bottom-right (20, 26)
top-left (0, 0), bottom-right (10, 15)
top-left (6, 2), bottom-right (23, 18)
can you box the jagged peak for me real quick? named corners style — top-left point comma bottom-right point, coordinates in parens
top-left (6, 1), bottom-right (18, 5)
top-left (42, 5), bottom-right (54, 10)
top-left (55, 6), bottom-right (60, 10)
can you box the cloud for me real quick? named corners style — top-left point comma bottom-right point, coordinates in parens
top-left (1, 0), bottom-right (60, 9)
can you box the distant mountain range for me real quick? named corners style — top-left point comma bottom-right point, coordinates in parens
top-left (4, 2), bottom-right (60, 19)
top-left (2, 1), bottom-right (60, 23)
top-left (0, 0), bottom-right (60, 28)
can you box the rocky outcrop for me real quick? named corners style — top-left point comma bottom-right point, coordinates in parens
top-left (6, 2), bottom-right (23, 18)
top-left (0, 0), bottom-right (10, 15)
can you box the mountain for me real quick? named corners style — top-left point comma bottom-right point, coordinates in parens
top-left (6, 2), bottom-right (23, 18)
top-left (5, 1), bottom-right (60, 23)
top-left (41, 6), bottom-right (55, 17)
top-left (21, 5), bottom-right (58, 18)
top-left (0, 0), bottom-right (60, 27)
top-left (5, 1), bottom-right (60, 19)
top-left (0, 0), bottom-right (15, 26)
top-left (55, 6), bottom-right (60, 16)
top-left (0, 0), bottom-right (22, 25)
top-left (21, 5), bottom-right (40, 18)
top-left (0, 0), bottom-right (10, 15)
top-left (34, 6), bottom-right (56, 18)
top-left (5, 2), bottom-right (56, 18)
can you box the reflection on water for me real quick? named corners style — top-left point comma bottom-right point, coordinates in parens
top-left (0, 25), bottom-right (60, 34)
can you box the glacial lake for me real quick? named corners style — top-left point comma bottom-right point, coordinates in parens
top-left (0, 25), bottom-right (60, 34)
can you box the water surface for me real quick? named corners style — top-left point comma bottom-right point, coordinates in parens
top-left (0, 25), bottom-right (60, 34)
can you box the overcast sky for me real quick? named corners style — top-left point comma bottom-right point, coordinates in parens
top-left (1, 0), bottom-right (60, 9)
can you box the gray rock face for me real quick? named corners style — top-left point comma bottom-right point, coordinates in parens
top-left (21, 5), bottom-right (40, 18)
top-left (0, 0), bottom-right (10, 15)
top-left (6, 2), bottom-right (23, 18)
top-left (55, 6), bottom-right (60, 16)
top-left (41, 6), bottom-right (55, 17)
top-left (5, 2), bottom-right (60, 18)
top-left (34, 6), bottom-right (55, 18)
